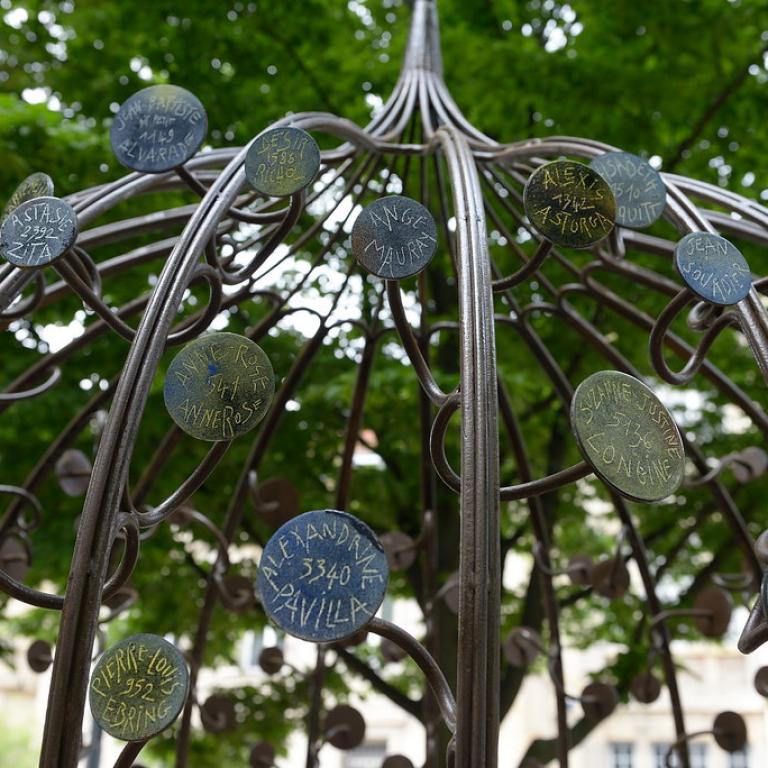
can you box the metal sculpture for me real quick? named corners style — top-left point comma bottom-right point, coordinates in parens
top-left (1, 1), bottom-right (767, 767)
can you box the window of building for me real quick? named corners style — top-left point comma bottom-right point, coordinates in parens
top-left (610, 742), bottom-right (634, 768)
top-left (652, 742), bottom-right (707, 768)
top-left (343, 742), bottom-right (387, 768)
top-left (729, 747), bottom-right (749, 768)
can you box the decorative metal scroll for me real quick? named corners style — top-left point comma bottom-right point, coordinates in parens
top-left (1, 1), bottom-right (768, 767)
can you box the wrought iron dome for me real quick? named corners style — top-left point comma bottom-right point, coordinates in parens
top-left (1, 1), bottom-right (768, 767)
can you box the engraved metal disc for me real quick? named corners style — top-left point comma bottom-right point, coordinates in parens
top-left (324, 704), bottom-right (366, 750)
top-left (674, 232), bottom-right (751, 305)
top-left (110, 85), bottom-right (208, 173)
top-left (383, 757), bottom-right (415, 768)
top-left (89, 633), bottom-right (189, 741)
top-left (694, 586), bottom-right (732, 637)
top-left (245, 126), bottom-right (321, 197)
top-left (27, 639), bottom-right (53, 673)
top-left (250, 741), bottom-right (276, 768)
top-left (351, 195), bottom-right (438, 279)
top-left (0, 196), bottom-right (78, 268)
top-left (164, 332), bottom-right (275, 442)
top-left (630, 671), bottom-right (661, 704)
top-left (713, 711), bottom-right (747, 753)
top-left (1, 172), bottom-right (54, 223)
top-left (570, 370), bottom-right (685, 502)
top-left (581, 682), bottom-right (618, 721)
top-left (523, 160), bottom-right (615, 249)
top-left (590, 151), bottom-right (666, 229)
top-left (55, 449), bottom-right (92, 497)
top-left (257, 509), bottom-right (389, 642)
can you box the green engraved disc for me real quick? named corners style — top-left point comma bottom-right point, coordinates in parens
top-left (245, 126), bottom-right (321, 197)
top-left (89, 633), bottom-right (189, 741)
top-left (1, 172), bottom-right (54, 224)
top-left (164, 332), bottom-right (275, 441)
top-left (570, 370), bottom-right (685, 503)
top-left (524, 160), bottom-right (615, 248)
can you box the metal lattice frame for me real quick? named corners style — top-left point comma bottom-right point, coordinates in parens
top-left (2, 1), bottom-right (768, 767)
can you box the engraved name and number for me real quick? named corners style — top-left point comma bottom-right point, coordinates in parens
top-left (245, 126), bottom-right (320, 197)
top-left (258, 510), bottom-right (389, 642)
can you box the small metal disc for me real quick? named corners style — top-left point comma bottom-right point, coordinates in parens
top-left (27, 639), bottom-right (53, 673)
top-left (219, 573), bottom-right (256, 613)
top-left (1, 172), bottom-right (54, 223)
top-left (580, 682), bottom-right (618, 721)
top-left (379, 531), bottom-right (417, 572)
top-left (630, 671), bottom-right (662, 704)
top-left (0, 196), bottom-right (78, 268)
top-left (55, 449), bottom-right (92, 497)
top-left (0, 536), bottom-right (30, 582)
top-left (383, 757), bottom-right (415, 768)
top-left (590, 151), bottom-right (666, 229)
top-left (257, 509), bottom-right (389, 643)
top-left (380, 637), bottom-right (407, 663)
top-left (591, 557), bottom-right (630, 599)
top-left (754, 666), bottom-right (768, 697)
top-left (245, 126), bottom-right (321, 197)
top-left (164, 332), bottom-right (275, 442)
top-left (258, 646), bottom-right (285, 675)
top-left (571, 370), bottom-right (685, 503)
top-left (250, 741), bottom-right (276, 768)
top-left (442, 572), bottom-right (460, 614)
top-left (713, 711), bottom-right (747, 753)
top-left (503, 628), bottom-right (541, 667)
top-left (351, 195), bottom-right (438, 279)
top-left (324, 704), bottom-right (366, 750)
top-left (110, 84), bottom-right (208, 173)
top-left (567, 554), bottom-right (594, 586)
top-left (694, 586), bottom-right (732, 637)
top-left (755, 532), bottom-right (768, 567)
top-left (732, 446), bottom-right (768, 483)
top-left (89, 633), bottom-right (189, 741)
top-left (251, 476), bottom-right (300, 530)
top-left (674, 232), bottom-right (751, 305)
top-left (523, 160), bottom-right (615, 249)
top-left (200, 694), bottom-right (236, 733)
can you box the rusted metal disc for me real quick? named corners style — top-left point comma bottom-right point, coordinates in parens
top-left (27, 639), bottom-right (53, 673)
top-left (164, 332), bottom-right (275, 441)
top-left (379, 531), bottom-right (417, 572)
top-left (630, 671), bottom-right (662, 703)
top-left (380, 637), bottom-right (407, 663)
top-left (257, 509), bottom-right (389, 642)
top-left (1, 172), bottom-right (54, 223)
top-left (382, 757), bottom-right (415, 768)
top-left (220, 573), bottom-right (256, 612)
top-left (674, 232), bottom-right (752, 305)
top-left (732, 446), bottom-right (768, 483)
top-left (503, 628), bottom-right (541, 667)
top-left (351, 195), bottom-right (438, 279)
top-left (591, 557), bottom-right (630, 599)
top-left (571, 370), bottom-right (685, 503)
top-left (590, 151), bottom-right (666, 229)
top-left (110, 85), bottom-right (208, 173)
top-left (89, 633), bottom-right (189, 741)
top-left (200, 693), bottom-right (237, 733)
top-left (580, 682), bottom-right (618, 721)
top-left (567, 555), bottom-right (594, 586)
top-left (713, 711), bottom-right (747, 752)
top-left (0, 535), bottom-right (30, 582)
top-left (55, 449), bottom-right (92, 497)
top-left (754, 666), bottom-right (768, 697)
top-left (442, 572), bottom-right (460, 614)
top-left (0, 196), bottom-right (78, 268)
top-left (694, 586), bottom-right (732, 637)
top-left (250, 741), bottom-right (276, 767)
top-left (523, 160), bottom-right (615, 249)
top-left (251, 476), bottom-right (300, 530)
top-left (324, 704), bottom-right (366, 750)
top-left (258, 646), bottom-right (284, 675)
top-left (245, 126), bottom-right (321, 197)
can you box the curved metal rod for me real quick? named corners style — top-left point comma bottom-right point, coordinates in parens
top-left (0, 367), bottom-right (61, 402)
top-left (112, 738), bottom-right (149, 768)
top-left (367, 617), bottom-right (456, 733)
top-left (492, 240), bottom-right (552, 292)
top-left (0, 484), bottom-right (43, 531)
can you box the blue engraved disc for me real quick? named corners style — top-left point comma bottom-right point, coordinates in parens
top-left (1, 172), bottom-right (55, 224)
top-left (590, 151), bottom-right (666, 229)
top-left (0, 196), bottom-right (78, 268)
top-left (110, 85), bottom-right (208, 173)
top-left (674, 232), bottom-right (752, 305)
top-left (257, 509), bottom-right (389, 642)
